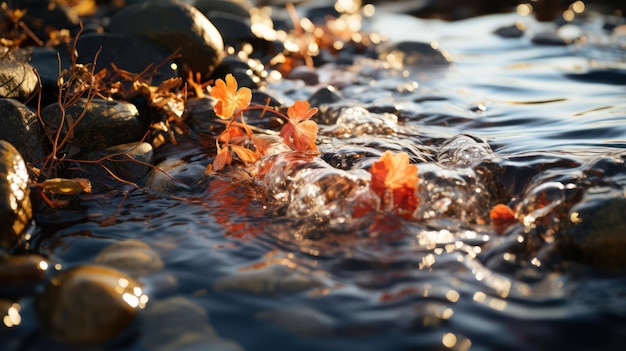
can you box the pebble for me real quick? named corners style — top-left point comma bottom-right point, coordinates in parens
top-left (108, 0), bottom-right (224, 76)
top-left (40, 98), bottom-right (144, 156)
top-left (0, 141), bottom-right (32, 252)
top-left (36, 265), bottom-right (146, 346)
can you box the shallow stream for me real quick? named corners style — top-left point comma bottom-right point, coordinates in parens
top-left (5, 7), bottom-right (626, 351)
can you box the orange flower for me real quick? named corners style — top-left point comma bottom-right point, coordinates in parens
top-left (210, 74), bottom-right (252, 119)
top-left (279, 100), bottom-right (319, 152)
top-left (369, 151), bottom-right (419, 215)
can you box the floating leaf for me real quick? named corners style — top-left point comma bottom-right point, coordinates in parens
top-left (279, 100), bottom-right (319, 152)
top-left (231, 145), bottom-right (260, 164)
top-left (369, 151), bottom-right (419, 215)
top-left (213, 142), bottom-right (232, 171)
top-left (40, 178), bottom-right (92, 195)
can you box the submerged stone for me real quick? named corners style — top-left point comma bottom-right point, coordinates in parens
top-left (140, 296), bottom-right (244, 351)
top-left (108, 0), bottom-right (224, 76)
top-left (213, 264), bottom-right (326, 295)
top-left (36, 265), bottom-right (145, 346)
top-left (93, 239), bottom-right (164, 278)
top-left (0, 141), bottom-right (31, 252)
top-left (78, 142), bottom-right (155, 181)
top-left (40, 98), bottom-right (144, 155)
top-left (256, 307), bottom-right (335, 337)
top-left (145, 158), bottom-right (208, 193)
top-left (437, 134), bottom-right (494, 167)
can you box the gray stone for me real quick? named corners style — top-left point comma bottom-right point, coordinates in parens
top-left (40, 98), bottom-right (144, 155)
top-left (0, 141), bottom-right (31, 252)
top-left (108, 0), bottom-right (224, 76)
top-left (0, 98), bottom-right (50, 164)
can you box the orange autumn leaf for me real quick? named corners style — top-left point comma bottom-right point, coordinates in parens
top-left (279, 100), bottom-right (319, 152)
top-left (218, 125), bottom-right (246, 143)
top-left (213, 142), bottom-right (232, 171)
top-left (370, 151), bottom-right (419, 195)
top-left (369, 151), bottom-right (419, 214)
top-left (489, 203), bottom-right (517, 233)
top-left (210, 73), bottom-right (252, 119)
top-left (231, 144), bottom-right (260, 164)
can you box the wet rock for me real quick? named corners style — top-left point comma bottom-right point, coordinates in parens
top-left (36, 265), bottom-right (146, 346)
top-left (213, 263), bottom-right (326, 295)
top-left (140, 296), bottom-right (244, 351)
top-left (308, 86), bottom-right (342, 109)
top-left (108, 0), bottom-right (224, 76)
top-left (256, 307), bottom-right (335, 337)
top-left (184, 96), bottom-right (217, 131)
top-left (0, 141), bottom-right (31, 252)
top-left (531, 31), bottom-right (570, 46)
top-left (93, 239), bottom-right (164, 278)
top-left (0, 60), bottom-right (38, 100)
top-left (0, 98), bottom-right (50, 165)
top-left (145, 158), bottom-right (208, 193)
top-left (288, 66), bottom-right (319, 85)
top-left (494, 22), bottom-right (526, 38)
top-left (192, 0), bottom-right (252, 19)
top-left (56, 33), bottom-right (178, 86)
top-left (560, 193), bottom-right (626, 270)
top-left (0, 254), bottom-right (49, 298)
top-left (78, 142), bottom-right (154, 181)
top-left (40, 98), bottom-right (144, 155)
top-left (437, 134), bottom-right (494, 167)
top-left (379, 41), bottom-right (452, 66)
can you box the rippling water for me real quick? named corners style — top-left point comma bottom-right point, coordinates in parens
top-left (6, 9), bottom-right (626, 351)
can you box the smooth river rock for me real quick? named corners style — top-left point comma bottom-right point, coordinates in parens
top-left (93, 239), bottom-right (164, 278)
top-left (40, 98), bottom-right (144, 155)
top-left (0, 254), bottom-right (49, 298)
top-left (0, 141), bottom-right (31, 252)
top-left (108, 0), bottom-right (224, 76)
top-left (0, 98), bottom-right (50, 165)
top-left (36, 265), bottom-right (146, 346)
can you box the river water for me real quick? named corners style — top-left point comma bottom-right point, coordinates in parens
top-left (5, 7), bottom-right (626, 351)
